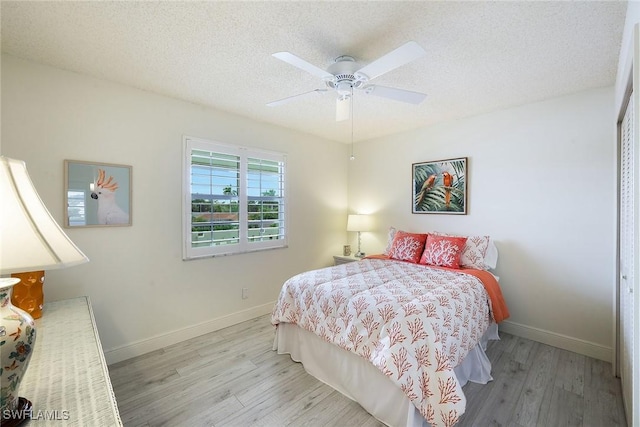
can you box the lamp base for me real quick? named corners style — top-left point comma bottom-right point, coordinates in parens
top-left (11, 270), bottom-right (44, 319)
top-left (355, 252), bottom-right (365, 258)
top-left (1, 397), bottom-right (33, 426)
top-left (0, 278), bottom-right (36, 427)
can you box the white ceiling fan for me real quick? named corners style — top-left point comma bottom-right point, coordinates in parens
top-left (267, 41), bottom-right (428, 121)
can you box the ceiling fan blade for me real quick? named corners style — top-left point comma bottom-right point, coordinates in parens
top-left (354, 41), bottom-right (426, 82)
top-left (336, 97), bottom-right (351, 122)
top-left (363, 85), bottom-right (427, 105)
top-left (272, 52), bottom-right (334, 80)
top-left (266, 89), bottom-right (328, 107)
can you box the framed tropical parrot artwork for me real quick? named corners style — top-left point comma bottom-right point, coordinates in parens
top-left (64, 160), bottom-right (132, 227)
top-left (412, 157), bottom-right (467, 214)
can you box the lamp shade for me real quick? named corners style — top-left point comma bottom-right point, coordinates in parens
top-left (0, 157), bottom-right (89, 275)
top-left (347, 214), bottom-right (372, 232)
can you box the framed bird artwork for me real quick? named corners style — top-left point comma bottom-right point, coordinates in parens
top-left (64, 160), bottom-right (132, 227)
top-left (412, 157), bottom-right (467, 214)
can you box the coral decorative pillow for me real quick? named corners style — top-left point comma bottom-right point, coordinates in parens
top-left (388, 231), bottom-right (428, 263)
top-left (433, 231), bottom-right (491, 270)
top-left (420, 235), bottom-right (467, 269)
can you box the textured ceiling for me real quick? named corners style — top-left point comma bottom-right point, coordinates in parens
top-left (0, 1), bottom-right (628, 143)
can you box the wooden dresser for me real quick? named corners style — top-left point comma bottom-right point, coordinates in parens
top-left (19, 297), bottom-right (122, 426)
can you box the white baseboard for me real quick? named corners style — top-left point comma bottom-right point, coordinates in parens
top-left (499, 320), bottom-right (612, 363)
top-left (104, 305), bottom-right (613, 365)
top-left (104, 301), bottom-right (276, 365)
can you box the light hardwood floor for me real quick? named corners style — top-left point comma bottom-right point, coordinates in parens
top-left (109, 315), bottom-right (626, 427)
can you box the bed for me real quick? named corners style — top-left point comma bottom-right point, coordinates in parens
top-left (271, 231), bottom-right (509, 427)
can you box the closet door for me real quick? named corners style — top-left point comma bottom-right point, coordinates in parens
top-left (619, 92), bottom-right (634, 424)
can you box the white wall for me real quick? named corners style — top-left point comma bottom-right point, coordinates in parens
top-left (349, 87), bottom-right (615, 361)
top-left (1, 55), bottom-right (349, 363)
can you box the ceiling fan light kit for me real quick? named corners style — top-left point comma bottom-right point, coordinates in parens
top-left (325, 56), bottom-right (365, 92)
top-left (268, 41), bottom-right (428, 122)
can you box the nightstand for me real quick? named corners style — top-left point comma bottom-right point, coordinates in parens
top-left (333, 255), bottom-right (362, 265)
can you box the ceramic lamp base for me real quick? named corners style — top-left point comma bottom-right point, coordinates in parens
top-left (1, 397), bottom-right (32, 426)
top-left (0, 278), bottom-right (36, 427)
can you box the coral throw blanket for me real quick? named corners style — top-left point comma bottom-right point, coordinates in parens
top-left (272, 258), bottom-right (510, 427)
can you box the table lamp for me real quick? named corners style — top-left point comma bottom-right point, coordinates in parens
top-left (347, 214), bottom-right (372, 258)
top-left (0, 156), bottom-right (88, 425)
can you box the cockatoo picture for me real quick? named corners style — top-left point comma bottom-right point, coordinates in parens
top-left (91, 169), bottom-right (129, 225)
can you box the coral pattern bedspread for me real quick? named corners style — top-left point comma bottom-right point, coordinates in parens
top-left (271, 258), bottom-right (497, 427)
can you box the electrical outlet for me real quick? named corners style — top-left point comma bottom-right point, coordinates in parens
top-left (242, 288), bottom-right (249, 299)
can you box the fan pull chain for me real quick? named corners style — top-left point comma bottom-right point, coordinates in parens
top-left (350, 86), bottom-right (355, 160)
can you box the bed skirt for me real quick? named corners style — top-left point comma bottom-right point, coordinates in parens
top-left (273, 322), bottom-right (499, 427)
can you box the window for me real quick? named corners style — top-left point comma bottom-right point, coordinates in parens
top-left (183, 136), bottom-right (287, 259)
top-left (66, 190), bottom-right (87, 226)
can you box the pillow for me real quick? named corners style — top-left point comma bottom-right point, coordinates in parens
top-left (388, 231), bottom-right (428, 263)
top-left (383, 226), bottom-right (398, 255)
top-left (433, 231), bottom-right (491, 270)
top-left (484, 239), bottom-right (498, 269)
top-left (419, 235), bottom-right (467, 269)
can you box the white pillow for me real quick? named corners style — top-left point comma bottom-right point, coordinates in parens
top-left (484, 239), bottom-right (498, 270)
top-left (382, 226), bottom-right (397, 255)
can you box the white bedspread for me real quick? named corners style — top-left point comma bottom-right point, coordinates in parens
top-left (271, 258), bottom-right (492, 427)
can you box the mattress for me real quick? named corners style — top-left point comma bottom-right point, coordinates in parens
top-left (273, 321), bottom-right (498, 426)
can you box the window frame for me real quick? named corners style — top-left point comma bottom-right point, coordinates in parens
top-left (182, 136), bottom-right (287, 260)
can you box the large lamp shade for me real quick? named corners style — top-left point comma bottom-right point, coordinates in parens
top-left (0, 156), bottom-right (88, 425)
top-left (0, 157), bottom-right (88, 275)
